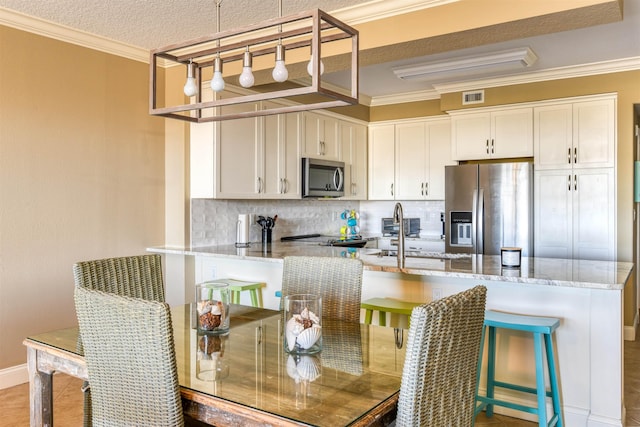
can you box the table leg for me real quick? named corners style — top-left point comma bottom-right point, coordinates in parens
top-left (27, 346), bottom-right (53, 427)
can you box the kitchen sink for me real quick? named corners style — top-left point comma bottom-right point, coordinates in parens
top-left (371, 249), bottom-right (472, 259)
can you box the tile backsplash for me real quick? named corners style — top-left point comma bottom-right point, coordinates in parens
top-left (191, 198), bottom-right (444, 247)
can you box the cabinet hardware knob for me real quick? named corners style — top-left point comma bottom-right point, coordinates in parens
top-left (568, 148), bottom-right (571, 164)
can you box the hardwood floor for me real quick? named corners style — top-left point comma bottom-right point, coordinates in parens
top-left (2, 330), bottom-right (640, 426)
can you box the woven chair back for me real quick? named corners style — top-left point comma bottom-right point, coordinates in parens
top-left (396, 285), bottom-right (487, 427)
top-left (74, 287), bottom-right (184, 427)
top-left (73, 254), bottom-right (165, 302)
top-left (281, 256), bottom-right (363, 322)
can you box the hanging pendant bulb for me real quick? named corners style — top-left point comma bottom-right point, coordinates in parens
top-left (183, 60), bottom-right (198, 97)
top-left (211, 55), bottom-right (225, 92)
top-left (239, 47), bottom-right (255, 88)
top-left (272, 44), bottom-right (288, 83)
top-left (306, 50), bottom-right (325, 77)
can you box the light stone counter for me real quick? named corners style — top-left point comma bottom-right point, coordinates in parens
top-left (150, 243), bottom-right (633, 426)
top-left (148, 243), bottom-right (633, 291)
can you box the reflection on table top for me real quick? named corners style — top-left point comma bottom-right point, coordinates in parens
top-left (27, 304), bottom-right (407, 427)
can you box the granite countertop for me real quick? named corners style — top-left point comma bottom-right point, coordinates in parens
top-left (148, 243), bottom-right (634, 291)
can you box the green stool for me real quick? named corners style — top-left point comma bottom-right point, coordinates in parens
top-left (475, 310), bottom-right (563, 427)
top-left (214, 278), bottom-right (264, 307)
top-left (361, 297), bottom-right (421, 327)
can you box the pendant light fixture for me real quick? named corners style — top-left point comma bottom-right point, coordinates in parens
top-left (209, 0), bottom-right (225, 92)
top-left (238, 47), bottom-right (255, 88)
top-left (150, 3), bottom-right (359, 122)
top-left (183, 60), bottom-right (198, 97)
top-left (271, 0), bottom-right (288, 83)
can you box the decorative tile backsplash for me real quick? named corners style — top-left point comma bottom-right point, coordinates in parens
top-left (191, 198), bottom-right (444, 247)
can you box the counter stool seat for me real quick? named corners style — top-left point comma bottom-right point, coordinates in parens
top-left (213, 278), bottom-right (264, 307)
top-left (361, 297), bottom-right (421, 327)
top-left (475, 310), bottom-right (563, 427)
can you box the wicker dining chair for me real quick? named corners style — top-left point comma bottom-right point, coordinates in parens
top-left (73, 254), bottom-right (165, 427)
top-left (395, 285), bottom-right (487, 427)
top-left (281, 256), bottom-right (364, 322)
top-left (74, 287), bottom-right (184, 427)
top-left (73, 254), bottom-right (165, 301)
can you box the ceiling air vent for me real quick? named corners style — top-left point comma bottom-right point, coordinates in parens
top-left (463, 90), bottom-right (484, 105)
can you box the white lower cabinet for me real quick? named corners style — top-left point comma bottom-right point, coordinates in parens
top-left (534, 168), bottom-right (615, 260)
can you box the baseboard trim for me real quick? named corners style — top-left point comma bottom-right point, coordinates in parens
top-left (0, 363), bottom-right (28, 390)
top-left (624, 312), bottom-right (639, 341)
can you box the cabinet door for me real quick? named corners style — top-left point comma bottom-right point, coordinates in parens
top-left (282, 113), bottom-right (302, 198)
top-left (491, 108), bottom-right (533, 158)
top-left (216, 94), bottom-right (261, 198)
top-left (426, 119), bottom-right (453, 200)
top-left (352, 124), bottom-right (368, 200)
top-left (262, 107), bottom-right (301, 199)
top-left (368, 125), bottom-right (395, 200)
top-left (573, 99), bottom-right (615, 168)
top-left (535, 168), bottom-right (615, 261)
top-left (340, 122), bottom-right (367, 200)
top-left (302, 112), bottom-right (339, 160)
top-left (190, 90), bottom-right (215, 198)
top-left (534, 104), bottom-right (573, 170)
top-left (572, 168), bottom-right (615, 260)
top-left (395, 122), bottom-right (426, 200)
top-left (534, 170), bottom-right (573, 258)
top-left (451, 112), bottom-right (491, 160)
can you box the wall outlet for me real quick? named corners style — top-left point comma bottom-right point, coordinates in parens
top-left (432, 288), bottom-right (442, 301)
top-left (211, 266), bottom-right (217, 280)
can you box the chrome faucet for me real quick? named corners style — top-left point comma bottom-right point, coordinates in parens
top-left (393, 202), bottom-right (405, 268)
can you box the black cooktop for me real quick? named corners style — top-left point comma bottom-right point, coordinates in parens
top-left (281, 234), bottom-right (372, 248)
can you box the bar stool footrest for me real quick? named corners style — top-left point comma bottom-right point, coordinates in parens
top-left (493, 380), bottom-right (555, 398)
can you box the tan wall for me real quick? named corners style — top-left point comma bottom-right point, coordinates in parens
top-left (0, 26), bottom-right (166, 369)
top-left (372, 70), bottom-right (640, 326)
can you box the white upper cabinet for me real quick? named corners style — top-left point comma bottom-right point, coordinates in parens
top-left (534, 97), bottom-right (615, 170)
top-left (262, 104), bottom-right (301, 199)
top-left (368, 124), bottom-right (396, 200)
top-left (451, 107), bottom-right (533, 160)
top-left (190, 90), bottom-right (300, 199)
top-left (340, 122), bottom-right (368, 200)
top-left (369, 117), bottom-right (453, 201)
top-left (302, 112), bottom-right (339, 160)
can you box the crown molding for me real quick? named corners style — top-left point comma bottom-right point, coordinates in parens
top-left (333, 0), bottom-right (458, 25)
top-left (432, 56), bottom-right (640, 94)
top-left (0, 7), bottom-right (149, 63)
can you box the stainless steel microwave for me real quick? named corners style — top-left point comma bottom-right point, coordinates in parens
top-left (302, 157), bottom-right (345, 198)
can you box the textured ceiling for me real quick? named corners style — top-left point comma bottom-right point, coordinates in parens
top-left (0, 0), bottom-right (373, 49)
top-left (0, 0), bottom-right (637, 98)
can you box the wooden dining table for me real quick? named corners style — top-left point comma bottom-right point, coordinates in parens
top-left (24, 304), bottom-right (407, 427)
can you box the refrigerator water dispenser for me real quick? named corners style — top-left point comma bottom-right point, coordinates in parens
top-left (450, 211), bottom-right (473, 247)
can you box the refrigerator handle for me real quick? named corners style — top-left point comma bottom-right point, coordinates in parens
top-left (477, 188), bottom-right (485, 254)
top-left (472, 189), bottom-right (478, 252)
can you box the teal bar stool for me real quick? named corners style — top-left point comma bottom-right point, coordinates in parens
top-left (361, 297), bottom-right (421, 327)
top-left (475, 310), bottom-right (563, 427)
top-left (214, 278), bottom-right (264, 307)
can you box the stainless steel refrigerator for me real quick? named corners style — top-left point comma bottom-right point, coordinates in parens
top-left (444, 162), bottom-right (533, 255)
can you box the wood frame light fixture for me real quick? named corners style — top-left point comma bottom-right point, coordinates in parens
top-left (149, 8), bottom-right (359, 123)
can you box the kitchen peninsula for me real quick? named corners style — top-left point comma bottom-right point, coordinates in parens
top-left (150, 243), bottom-right (633, 427)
